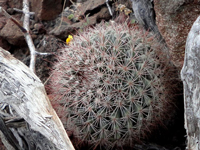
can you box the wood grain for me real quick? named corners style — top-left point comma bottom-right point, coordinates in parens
top-left (0, 47), bottom-right (75, 150)
top-left (181, 16), bottom-right (200, 150)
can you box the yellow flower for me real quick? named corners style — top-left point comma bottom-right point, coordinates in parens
top-left (66, 35), bottom-right (73, 45)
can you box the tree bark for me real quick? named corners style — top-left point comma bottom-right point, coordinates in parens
top-left (0, 47), bottom-right (75, 150)
top-left (181, 16), bottom-right (200, 150)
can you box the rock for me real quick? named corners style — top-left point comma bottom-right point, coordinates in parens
top-left (0, 17), bottom-right (6, 30)
top-left (7, 0), bottom-right (22, 10)
top-left (0, 19), bottom-right (25, 46)
top-left (50, 0), bottom-right (113, 39)
top-left (49, 0), bottom-right (133, 39)
top-left (0, 0), bottom-right (25, 47)
top-left (30, 0), bottom-right (62, 21)
top-left (65, 0), bottom-right (88, 7)
top-left (33, 23), bottom-right (46, 34)
top-left (0, 0), bottom-right (22, 35)
top-left (0, 18), bottom-right (37, 46)
top-left (0, 37), bottom-right (11, 51)
top-left (154, 0), bottom-right (200, 69)
top-left (0, 0), bottom-right (8, 17)
top-left (75, 0), bottom-right (107, 16)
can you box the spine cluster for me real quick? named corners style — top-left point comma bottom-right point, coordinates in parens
top-left (49, 21), bottom-right (178, 149)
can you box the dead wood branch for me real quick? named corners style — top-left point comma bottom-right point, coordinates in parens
top-left (23, 0), bottom-right (36, 73)
top-left (0, 2), bottom-right (38, 73)
top-left (181, 15), bottom-right (200, 150)
top-left (13, 8), bottom-right (35, 15)
top-left (0, 47), bottom-right (75, 150)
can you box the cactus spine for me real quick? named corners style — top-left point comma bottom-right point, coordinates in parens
top-left (49, 21), bottom-right (177, 149)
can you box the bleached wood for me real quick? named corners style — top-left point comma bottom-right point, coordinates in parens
top-left (181, 16), bottom-right (200, 150)
top-left (0, 131), bottom-right (15, 150)
top-left (13, 8), bottom-right (35, 15)
top-left (23, 0), bottom-right (36, 73)
top-left (0, 5), bottom-right (36, 73)
top-left (0, 2), bottom-right (44, 73)
top-left (106, 0), bottom-right (113, 16)
top-left (0, 47), bottom-right (75, 150)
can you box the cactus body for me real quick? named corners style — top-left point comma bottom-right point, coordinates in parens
top-left (49, 22), bottom-right (177, 149)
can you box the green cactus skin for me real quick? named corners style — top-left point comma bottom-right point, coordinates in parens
top-left (49, 22), bottom-right (178, 149)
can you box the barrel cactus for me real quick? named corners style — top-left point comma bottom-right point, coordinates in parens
top-left (49, 21), bottom-right (178, 149)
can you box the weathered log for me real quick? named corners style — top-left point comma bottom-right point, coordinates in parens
top-left (0, 47), bottom-right (75, 150)
top-left (130, 0), bottom-right (168, 59)
top-left (181, 16), bottom-right (200, 150)
top-left (130, 0), bottom-right (155, 31)
top-left (130, 0), bottom-right (162, 40)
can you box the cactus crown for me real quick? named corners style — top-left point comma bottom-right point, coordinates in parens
top-left (50, 21), bottom-right (176, 149)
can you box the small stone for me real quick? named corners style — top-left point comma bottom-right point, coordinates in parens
top-left (34, 23), bottom-right (46, 34)
top-left (30, 0), bottom-right (62, 21)
top-left (0, 19), bottom-right (25, 46)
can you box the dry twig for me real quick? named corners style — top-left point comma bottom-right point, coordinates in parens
top-left (0, 1), bottom-right (51, 73)
top-left (22, 0), bottom-right (36, 73)
top-left (106, 0), bottom-right (113, 16)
